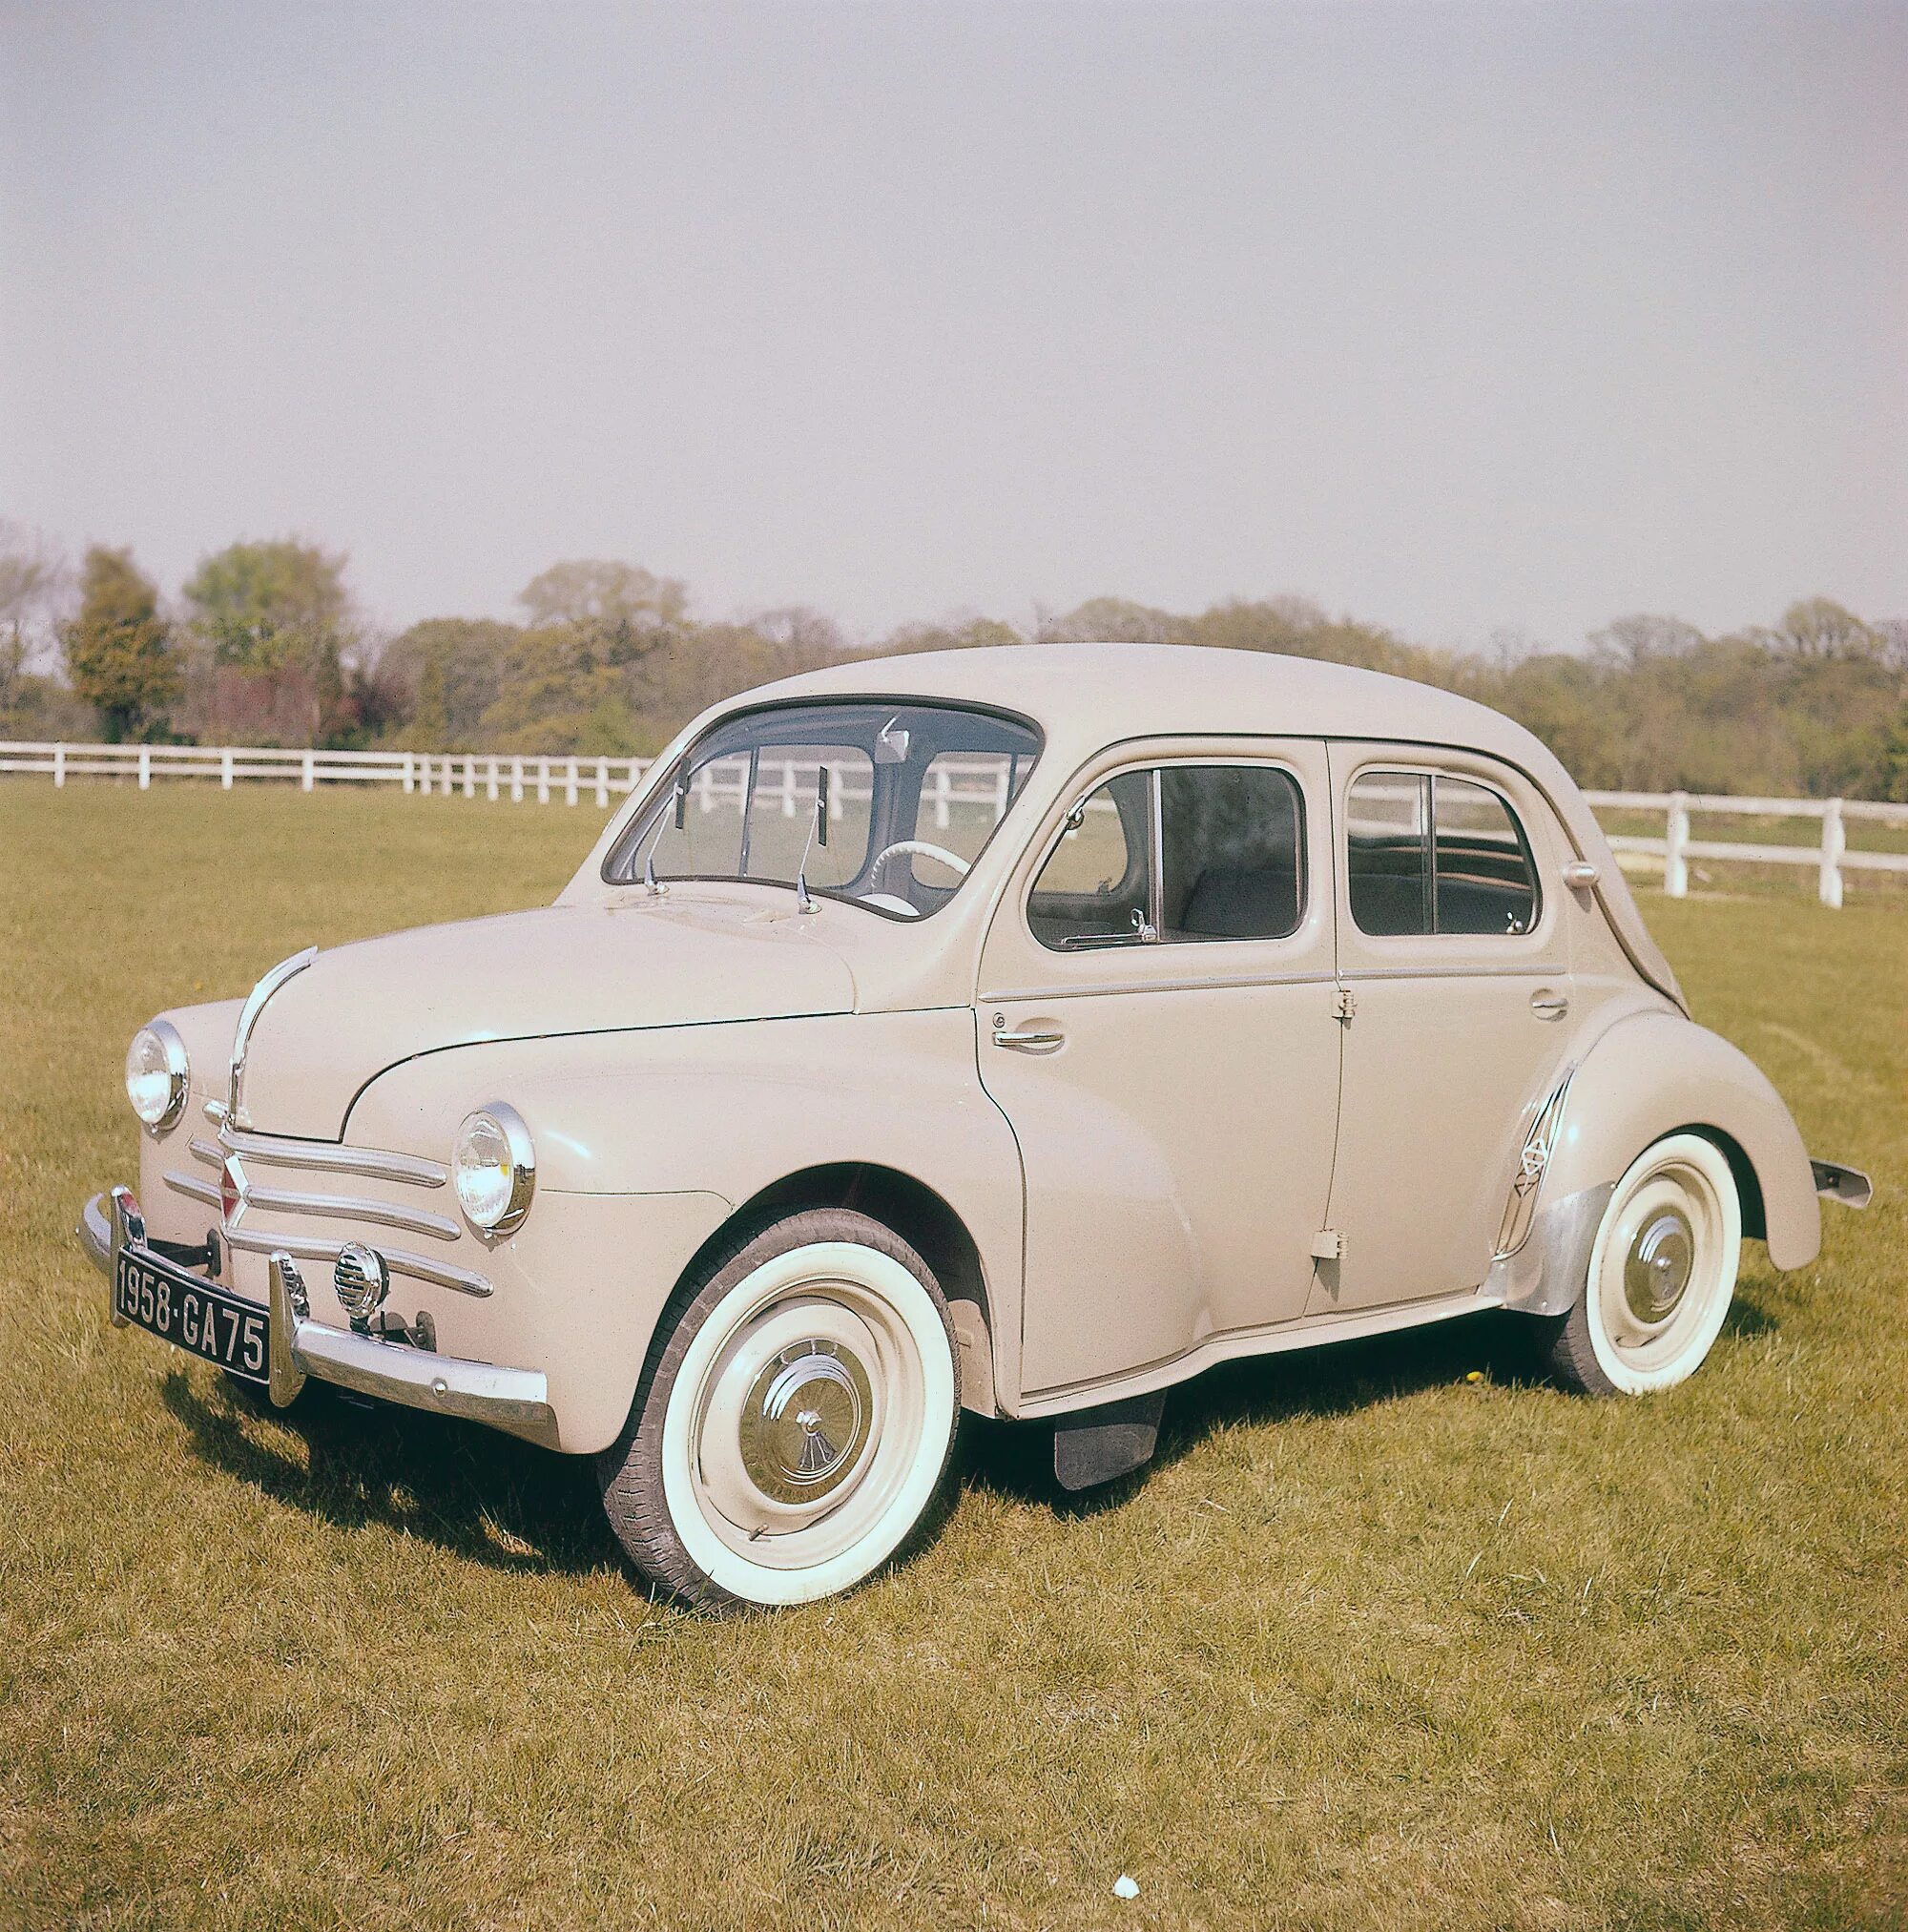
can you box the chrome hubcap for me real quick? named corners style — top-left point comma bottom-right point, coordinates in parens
top-left (1623, 1208), bottom-right (1694, 1325)
top-left (737, 1340), bottom-right (874, 1506)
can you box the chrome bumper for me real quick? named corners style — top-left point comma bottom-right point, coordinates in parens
top-left (1811, 1159), bottom-right (1873, 1210)
top-left (78, 1188), bottom-right (559, 1448)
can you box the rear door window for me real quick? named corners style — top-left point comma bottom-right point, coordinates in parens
top-left (1345, 769), bottom-right (1540, 937)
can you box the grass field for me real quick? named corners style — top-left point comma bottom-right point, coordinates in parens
top-left (3, 784), bottom-right (1904, 1931)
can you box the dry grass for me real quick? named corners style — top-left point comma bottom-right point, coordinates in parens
top-left (2, 783), bottom-right (1903, 1931)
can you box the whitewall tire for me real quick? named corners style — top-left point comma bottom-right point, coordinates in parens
top-left (1545, 1132), bottom-right (1742, 1397)
top-left (598, 1209), bottom-right (960, 1610)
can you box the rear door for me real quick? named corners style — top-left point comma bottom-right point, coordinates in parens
top-left (1312, 744), bottom-right (1573, 1314)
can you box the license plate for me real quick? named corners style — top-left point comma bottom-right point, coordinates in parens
top-left (114, 1248), bottom-right (270, 1385)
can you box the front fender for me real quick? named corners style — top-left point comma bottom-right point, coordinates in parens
top-left (1500, 1009), bottom-right (1820, 1315)
top-left (346, 1008), bottom-right (1027, 1404)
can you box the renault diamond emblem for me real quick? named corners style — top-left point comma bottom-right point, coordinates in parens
top-left (218, 1154), bottom-right (248, 1229)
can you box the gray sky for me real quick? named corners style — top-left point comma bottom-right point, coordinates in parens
top-left (3, 1), bottom-right (1903, 651)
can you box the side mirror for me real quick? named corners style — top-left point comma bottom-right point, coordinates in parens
top-left (673, 770), bottom-right (689, 831)
top-left (817, 764), bottom-right (830, 848)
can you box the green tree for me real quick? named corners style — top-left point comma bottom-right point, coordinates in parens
top-left (519, 560), bottom-right (688, 632)
top-left (183, 538), bottom-right (352, 668)
top-left (181, 539), bottom-right (356, 744)
top-left (61, 546), bottom-right (178, 741)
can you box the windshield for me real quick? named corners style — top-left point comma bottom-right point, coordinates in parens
top-left (604, 699), bottom-right (1044, 919)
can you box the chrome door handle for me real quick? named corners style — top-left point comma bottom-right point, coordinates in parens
top-left (992, 1023), bottom-right (1064, 1052)
top-left (1530, 988), bottom-right (1570, 1021)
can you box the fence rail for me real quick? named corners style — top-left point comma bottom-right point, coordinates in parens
top-left (6, 740), bottom-right (1907, 905)
top-left (1580, 789), bottom-right (1908, 905)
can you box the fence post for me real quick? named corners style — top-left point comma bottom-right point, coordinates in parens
top-left (511, 757), bottom-right (525, 803)
top-left (934, 765), bottom-right (952, 830)
top-left (1819, 799), bottom-right (1845, 909)
top-left (566, 757), bottom-right (579, 806)
top-left (697, 766), bottom-right (714, 814)
top-left (138, 745), bottom-right (151, 791)
top-left (221, 747), bottom-right (235, 790)
top-left (301, 750), bottom-right (315, 792)
top-left (463, 756), bottom-right (475, 800)
top-left (1664, 791), bottom-right (1690, 898)
top-left (780, 758), bottom-right (797, 817)
top-left (440, 756), bottom-right (451, 798)
top-left (537, 758), bottom-right (550, 804)
top-left (595, 757), bottom-right (609, 808)
top-left (487, 758), bottom-right (499, 801)
top-left (403, 752), bottom-right (414, 796)
top-left (53, 742), bottom-right (65, 788)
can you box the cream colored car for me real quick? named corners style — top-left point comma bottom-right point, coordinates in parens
top-left (81, 644), bottom-right (1870, 1610)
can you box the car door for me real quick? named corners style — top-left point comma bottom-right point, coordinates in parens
top-left (1311, 743), bottom-right (1573, 1315)
top-left (977, 739), bottom-right (1342, 1402)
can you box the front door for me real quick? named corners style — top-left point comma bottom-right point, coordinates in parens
top-left (1312, 744), bottom-right (1574, 1314)
top-left (977, 739), bottom-right (1342, 1401)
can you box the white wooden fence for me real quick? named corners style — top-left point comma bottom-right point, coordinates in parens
top-left (6, 739), bottom-right (1907, 905)
top-left (1582, 790), bottom-right (1908, 907)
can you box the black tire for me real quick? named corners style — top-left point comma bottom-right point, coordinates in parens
top-left (597, 1208), bottom-right (961, 1612)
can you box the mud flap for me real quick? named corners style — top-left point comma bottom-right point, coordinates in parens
top-left (1052, 1389), bottom-right (1167, 1491)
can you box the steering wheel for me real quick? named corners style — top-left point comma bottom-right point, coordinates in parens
top-left (869, 839), bottom-right (972, 883)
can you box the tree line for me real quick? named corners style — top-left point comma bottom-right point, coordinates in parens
top-left (3, 524), bottom-right (1904, 800)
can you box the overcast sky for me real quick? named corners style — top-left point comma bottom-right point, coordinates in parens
top-left (3, 1), bottom-right (1902, 650)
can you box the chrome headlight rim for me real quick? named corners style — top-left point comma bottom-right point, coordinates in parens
top-left (126, 1018), bottom-right (190, 1134)
top-left (451, 1102), bottom-right (536, 1236)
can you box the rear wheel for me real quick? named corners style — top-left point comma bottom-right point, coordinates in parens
top-left (1543, 1132), bottom-right (1741, 1396)
top-left (598, 1209), bottom-right (960, 1610)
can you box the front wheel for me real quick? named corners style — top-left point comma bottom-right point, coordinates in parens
top-left (598, 1209), bottom-right (960, 1610)
top-left (1541, 1131), bottom-right (1742, 1396)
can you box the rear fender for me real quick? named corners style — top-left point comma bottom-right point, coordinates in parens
top-left (1494, 1009), bottom-right (1820, 1316)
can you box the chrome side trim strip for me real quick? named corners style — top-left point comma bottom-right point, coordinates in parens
top-left (1494, 1066), bottom-right (1575, 1259)
top-left (164, 1170), bottom-right (221, 1208)
top-left (981, 969), bottom-right (1336, 1003)
top-left (221, 1226), bottom-right (492, 1297)
top-left (197, 1128), bottom-right (448, 1190)
top-left (241, 1181), bottom-right (462, 1242)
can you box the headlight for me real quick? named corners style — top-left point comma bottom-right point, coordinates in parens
top-left (126, 1020), bottom-right (189, 1131)
top-left (452, 1103), bottom-right (535, 1235)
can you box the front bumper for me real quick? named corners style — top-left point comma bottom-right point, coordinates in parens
top-left (79, 1188), bottom-right (560, 1448)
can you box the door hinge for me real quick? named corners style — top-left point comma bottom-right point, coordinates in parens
top-left (1311, 1229), bottom-right (1345, 1262)
top-left (1334, 986), bottom-right (1357, 1024)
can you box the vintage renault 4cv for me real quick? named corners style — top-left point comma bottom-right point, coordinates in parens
top-left (82, 644), bottom-right (1870, 1609)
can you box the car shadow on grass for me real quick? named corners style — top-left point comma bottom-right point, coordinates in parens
top-left (161, 1282), bottom-right (1790, 1572)
top-left (159, 1368), bottom-right (624, 1577)
top-left (958, 1283), bottom-right (1786, 1518)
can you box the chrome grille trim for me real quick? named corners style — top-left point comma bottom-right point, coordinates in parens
top-left (164, 1171), bottom-right (220, 1207)
top-left (190, 1130), bottom-right (448, 1190)
top-left (186, 1139), bottom-right (460, 1239)
top-left (247, 1182), bottom-right (461, 1242)
top-left (219, 1226), bottom-right (492, 1297)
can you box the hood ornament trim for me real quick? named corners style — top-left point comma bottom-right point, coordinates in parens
top-left (227, 945), bottom-right (318, 1130)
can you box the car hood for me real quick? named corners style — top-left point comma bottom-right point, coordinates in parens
top-left (237, 898), bottom-right (858, 1138)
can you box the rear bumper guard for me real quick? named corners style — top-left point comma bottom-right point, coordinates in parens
top-left (79, 1188), bottom-right (559, 1448)
top-left (1811, 1159), bottom-right (1873, 1210)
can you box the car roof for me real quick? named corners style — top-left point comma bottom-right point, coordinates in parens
top-left (747, 642), bottom-right (1520, 762)
top-left (737, 641), bottom-right (1685, 1011)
